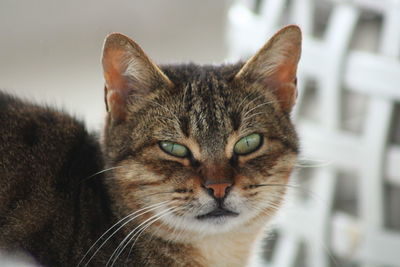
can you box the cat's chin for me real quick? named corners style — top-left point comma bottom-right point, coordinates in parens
top-left (162, 215), bottom-right (244, 237)
top-left (196, 207), bottom-right (239, 220)
top-left (157, 208), bottom-right (263, 238)
top-left (195, 213), bottom-right (240, 228)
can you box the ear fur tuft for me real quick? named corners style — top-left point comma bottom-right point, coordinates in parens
top-left (235, 25), bottom-right (302, 112)
top-left (102, 33), bottom-right (173, 122)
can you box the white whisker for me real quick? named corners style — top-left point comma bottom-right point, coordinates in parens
top-left (81, 166), bottom-right (125, 183)
top-left (125, 206), bottom-right (185, 261)
top-left (241, 94), bottom-right (264, 114)
top-left (295, 158), bottom-right (333, 168)
top-left (107, 206), bottom-right (180, 266)
top-left (241, 111), bottom-right (266, 123)
top-left (242, 100), bottom-right (276, 120)
top-left (237, 91), bottom-right (258, 111)
top-left (79, 201), bottom-right (172, 266)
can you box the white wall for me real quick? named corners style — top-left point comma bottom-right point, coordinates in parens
top-left (0, 0), bottom-right (229, 130)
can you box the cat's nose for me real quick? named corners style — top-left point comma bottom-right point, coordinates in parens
top-left (204, 182), bottom-right (232, 199)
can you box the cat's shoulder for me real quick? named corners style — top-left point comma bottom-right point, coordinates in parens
top-left (0, 90), bottom-right (90, 146)
top-left (0, 91), bottom-right (106, 253)
top-left (0, 90), bottom-right (102, 184)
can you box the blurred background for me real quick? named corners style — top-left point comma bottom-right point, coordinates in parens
top-left (0, 0), bottom-right (228, 131)
top-left (1, 0), bottom-right (399, 266)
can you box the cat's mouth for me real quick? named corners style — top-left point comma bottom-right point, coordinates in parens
top-left (196, 208), bottom-right (239, 220)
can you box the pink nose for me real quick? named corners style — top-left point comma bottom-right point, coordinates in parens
top-left (204, 183), bottom-right (232, 199)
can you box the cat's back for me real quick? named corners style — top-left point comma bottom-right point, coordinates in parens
top-left (0, 91), bottom-right (106, 260)
top-left (0, 91), bottom-right (93, 185)
top-left (0, 91), bottom-right (89, 165)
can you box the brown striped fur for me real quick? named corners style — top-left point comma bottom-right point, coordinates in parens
top-left (0, 25), bottom-right (301, 266)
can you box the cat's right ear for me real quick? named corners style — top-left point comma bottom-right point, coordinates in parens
top-left (102, 33), bottom-right (173, 122)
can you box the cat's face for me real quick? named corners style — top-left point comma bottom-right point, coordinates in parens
top-left (102, 26), bottom-right (301, 238)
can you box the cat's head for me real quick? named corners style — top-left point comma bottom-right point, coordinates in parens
top-left (101, 26), bottom-right (301, 238)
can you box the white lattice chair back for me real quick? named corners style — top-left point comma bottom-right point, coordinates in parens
top-left (227, 1), bottom-right (400, 266)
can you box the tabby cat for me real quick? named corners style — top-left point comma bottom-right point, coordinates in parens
top-left (0, 25), bottom-right (301, 266)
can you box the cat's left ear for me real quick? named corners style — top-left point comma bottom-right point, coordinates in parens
top-left (235, 25), bottom-right (302, 113)
top-left (102, 33), bottom-right (173, 122)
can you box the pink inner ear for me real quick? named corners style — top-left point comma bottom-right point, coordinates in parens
top-left (274, 62), bottom-right (297, 84)
top-left (269, 43), bottom-right (299, 84)
top-left (103, 49), bottom-right (129, 93)
top-left (275, 83), bottom-right (297, 112)
top-left (103, 49), bottom-right (131, 122)
top-left (106, 90), bottom-right (127, 121)
top-left (265, 61), bottom-right (298, 112)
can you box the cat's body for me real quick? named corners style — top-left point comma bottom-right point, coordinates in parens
top-left (0, 26), bottom-right (301, 266)
top-left (0, 91), bottom-right (198, 266)
top-left (0, 92), bottom-right (113, 265)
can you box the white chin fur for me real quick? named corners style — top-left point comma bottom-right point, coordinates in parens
top-left (158, 192), bottom-right (266, 236)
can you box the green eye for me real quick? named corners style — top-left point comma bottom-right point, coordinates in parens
top-left (159, 141), bottom-right (189, 158)
top-left (233, 133), bottom-right (262, 155)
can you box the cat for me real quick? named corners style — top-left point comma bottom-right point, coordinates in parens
top-left (0, 25), bottom-right (301, 266)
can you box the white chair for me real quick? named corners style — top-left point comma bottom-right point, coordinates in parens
top-left (227, 1), bottom-right (400, 266)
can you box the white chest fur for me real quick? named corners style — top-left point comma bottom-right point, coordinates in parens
top-left (194, 227), bottom-right (266, 267)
